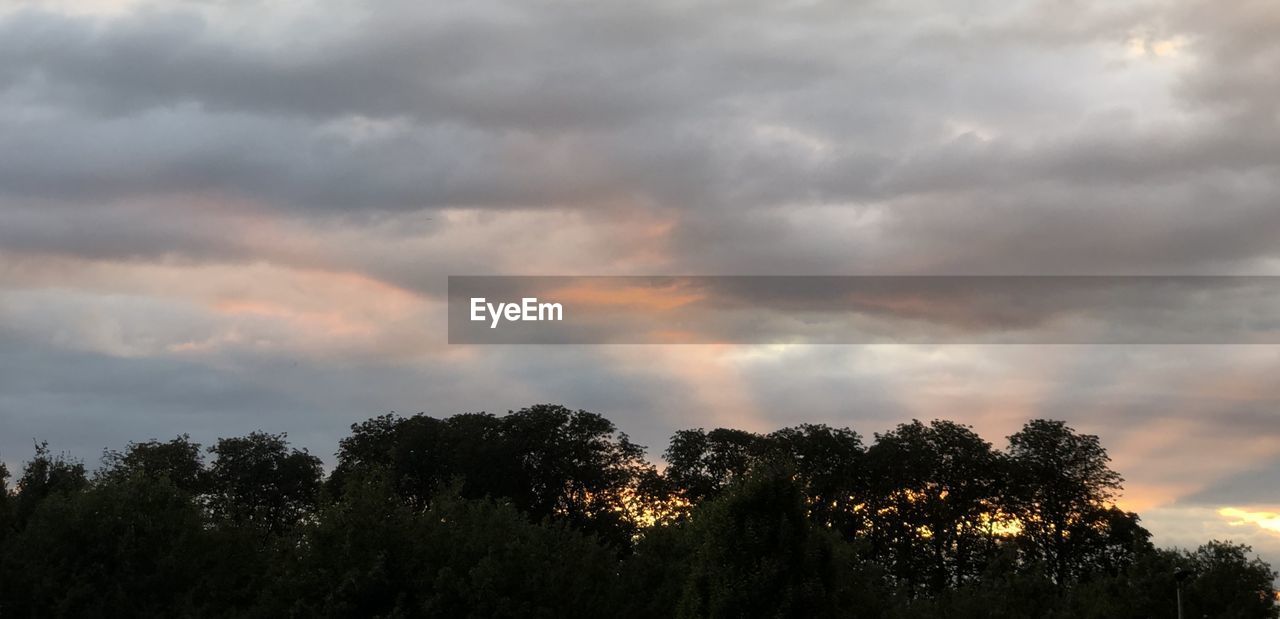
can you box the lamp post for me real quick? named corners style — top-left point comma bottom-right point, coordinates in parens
top-left (1174, 568), bottom-right (1192, 619)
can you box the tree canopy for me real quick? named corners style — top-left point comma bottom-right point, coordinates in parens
top-left (0, 405), bottom-right (1273, 618)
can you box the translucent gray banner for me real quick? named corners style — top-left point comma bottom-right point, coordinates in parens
top-left (447, 276), bottom-right (1280, 344)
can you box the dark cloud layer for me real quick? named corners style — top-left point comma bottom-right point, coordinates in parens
top-left (5, 0), bottom-right (1272, 275)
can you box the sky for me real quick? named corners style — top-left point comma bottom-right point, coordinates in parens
top-left (2, 0), bottom-right (1280, 562)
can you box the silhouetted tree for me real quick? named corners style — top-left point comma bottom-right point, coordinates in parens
top-left (11, 441), bottom-right (88, 528)
top-left (1060, 540), bottom-right (1278, 619)
top-left (676, 465), bottom-right (879, 619)
top-left (332, 405), bottom-right (652, 549)
top-left (330, 412), bottom-right (478, 507)
top-left (619, 519), bottom-right (698, 618)
top-left (866, 420), bottom-right (1006, 595)
top-left (273, 472), bottom-right (622, 618)
top-left (1, 475), bottom-right (206, 615)
top-left (769, 424), bottom-right (867, 538)
top-left (100, 434), bottom-right (206, 495)
top-left (0, 462), bottom-right (11, 548)
top-left (891, 547), bottom-right (1060, 619)
top-left (501, 404), bottom-right (651, 547)
top-left (664, 428), bottom-right (768, 506)
top-left (1182, 541), bottom-right (1278, 618)
top-left (206, 432), bottom-right (322, 536)
top-left (1005, 419), bottom-right (1124, 584)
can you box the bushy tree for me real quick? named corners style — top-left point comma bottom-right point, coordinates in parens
top-left (273, 474), bottom-right (622, 618)
top-left (331, 405), bottom-right (652, 548)
top-left (0, 476), bottom-right (206, 616)
top-left (866, 420), bottom-right (1006, 595)
top-left (769, 424), bottom-right (867, 538)
top-left (100, 435), bottom-right (206, 494)
top-left (0, 462), bottom-right (11, 535)
top-left (206, 432), bottom-right (323, 536)
top-left (619, 520), bottom-right (699, 619)
top-left (1182, 540), bottom-right (1278, 619)
top-left (11, 442), bottom-right (88, 527)
top-left (663, 424), bottom-right (867, 533)
top-left (664, 428), bottom-right (769, 505)
top-left (889, 548), bottom-right (1060, 619)
top-left (1005, 419), bottom-right (1126, 584)
top-left (676, 465), bottom-right (883, 619)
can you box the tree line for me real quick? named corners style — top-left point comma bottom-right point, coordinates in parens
top-left (0, 404), bottom-right (1274, 617)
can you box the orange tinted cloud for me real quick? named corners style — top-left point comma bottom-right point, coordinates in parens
top-left (1, 251), bottom-right (436, 359)
top-left (1220, 507), bottom-right (1280, 536)
top-left (547, 280), bottom-right (705, 312)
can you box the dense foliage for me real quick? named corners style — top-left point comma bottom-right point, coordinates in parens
top-left (0, 404), bottom-right (1274, 617)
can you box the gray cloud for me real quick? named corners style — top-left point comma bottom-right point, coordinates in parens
top-left (0, 0), bottom-right (1275, 275)
top-left (1181, 457), bottom-right (1280, 507)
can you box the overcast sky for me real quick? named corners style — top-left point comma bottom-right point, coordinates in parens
top-left (2, 0), bottom-right (1280, 561)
